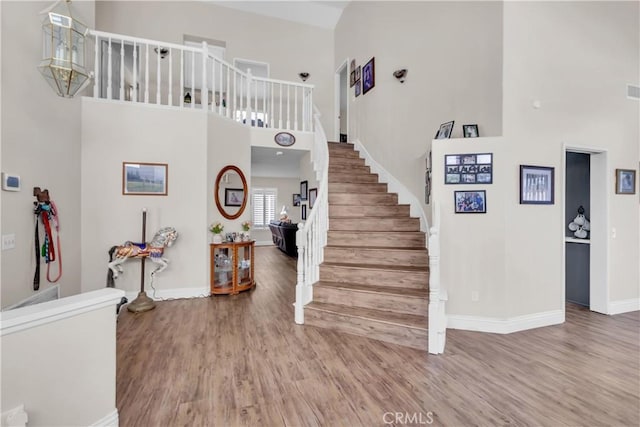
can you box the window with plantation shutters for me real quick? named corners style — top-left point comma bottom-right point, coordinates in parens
top-left (252, 188), bottom-right (277, 228)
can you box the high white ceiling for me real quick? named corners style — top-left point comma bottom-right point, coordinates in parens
top-left (209, 1), bottom-right (349, 29)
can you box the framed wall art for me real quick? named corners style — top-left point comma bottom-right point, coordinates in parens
top-left (301, 204), bottom-right (307, 220)
top-left (355, 79), bottom-right (361, 97)
top-left (615, 169), bottom-right (636, 194)
top-left (454, 191), bottom-right (486, 213)
top-left (122, 162), bottom-right (168, 196)
top-left (362, 57), bottom-right (375, 94)
top-left (300, 180), bottom-right (308, 201)
top-left (293, 193), bottom-right (301, 207)
top-left (520, 165), bottom-right (554, 204)
top-left (309, 188), bottom-right (318, 209)
top-left (274, 132), bottom-right (295, 147)
top-left (445, 153), bottom-right (492, 185)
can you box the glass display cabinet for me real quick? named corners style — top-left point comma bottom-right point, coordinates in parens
top-left (210, 241), bottom-right (255, 295)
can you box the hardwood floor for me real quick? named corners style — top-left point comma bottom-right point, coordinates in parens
top-left (116, 246), bottom-right (640, 426)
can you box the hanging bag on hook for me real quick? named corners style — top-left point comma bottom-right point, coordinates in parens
top-left (33, 187), bottom-right (62, 290)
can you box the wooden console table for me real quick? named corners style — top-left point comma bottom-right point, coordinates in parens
top-left (210, 241), bottom-right (256, 295)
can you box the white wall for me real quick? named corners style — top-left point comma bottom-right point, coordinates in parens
top-left (334, 1), bottom-right (504, 225)
top-left (81, 99), bottom-right (209, 294)
top-left (94, 0), bottom-right (335, 135)
top-left (251, 176), bottom-right (302, 244)
top-left (502, 1), bottom-right (639, 313)
top-left (1, 1), bottom-right (95, 308)
top-left (1, 289), bottom-right (122, 426)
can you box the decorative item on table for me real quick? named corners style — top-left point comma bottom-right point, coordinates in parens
top-left (568, 206), bottom-right (590, 239)
top-left (462, 124), bottom-right (479, 138)
top-left (209, 222), bottom-right (224, 244)
top-left (233, 232), bottom-right (242, 243)
top-left (241, 220), bottom-right (251, 241)
top-left (435, 121), bottom-right (454, 139)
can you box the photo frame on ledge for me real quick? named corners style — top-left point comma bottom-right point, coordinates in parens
top-left (520, 165), bottom-right (554, 204)
top-left (122, 162), bottom-right (168, 196)
top-left (615, 169), bottom-right (636, 194)
top-left (462, 124), bottom-right (479, 138)
top-left (435, 121), bottom-right (454, 139)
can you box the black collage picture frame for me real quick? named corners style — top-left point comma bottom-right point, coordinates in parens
top-left (445, 153), bottom-right (493, 185)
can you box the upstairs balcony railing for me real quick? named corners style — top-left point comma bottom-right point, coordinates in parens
top-left (89, 30), bottom-right (314, 132)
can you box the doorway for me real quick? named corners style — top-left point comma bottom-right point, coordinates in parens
top-left (563, 147), bottom-right (609, 314)
top-left (334, 59), bottom-right (349, 143)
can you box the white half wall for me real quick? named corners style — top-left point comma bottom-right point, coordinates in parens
top-left (81, 99), bottom-right (209, 294)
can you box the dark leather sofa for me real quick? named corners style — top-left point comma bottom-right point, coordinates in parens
top-left (269, 221), bottom-right (298, 258)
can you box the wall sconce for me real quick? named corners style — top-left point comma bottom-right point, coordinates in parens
top-left (393, 69), bottom-right (408, 83)
top-left (299, 72), bottom-right (310, 82)
top-left (38, 0), bottom-right (91, 98)
top-left (154, 47), bottom-right (169, 59)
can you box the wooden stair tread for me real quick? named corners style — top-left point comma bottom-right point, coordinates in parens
top-left (322, 262), bottom-right (428, 272)
top-left (306, 302), bottom-right (428, 330)
top-left (315, 281), bottom-right (429, 298)
top-left (325, 244), bottom-right (427, 251)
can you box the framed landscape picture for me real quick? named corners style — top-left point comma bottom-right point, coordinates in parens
top-left (122, 162), bottom-right (168, 196)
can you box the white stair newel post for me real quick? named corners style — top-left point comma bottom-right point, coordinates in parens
top-left (93, 34), bottom-right (99, 97)
top-left (106, 37), bottom-right (112, 100)
top-left (246, 68), bottom-right (252, 127)
top-left (295, 224), bottom-right (307, 324)
top-left (119, 40), bottom-right (124, 101)
top-left (201, 41), bottom-right (208, 109)
top-left (428, 201), bottom-right (445, 354)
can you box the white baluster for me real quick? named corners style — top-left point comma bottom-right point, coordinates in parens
top-left (226, 66), bottom-right (231, 118)
top-left (179, 50), bottom-right (184, 107)
top-left (132, 42), bottom-right (137, 102)
top-left (156, 44), bottom-right (161, 104)
top-left (218, 60), bottom-right (223, 115)
top-left (294, 86), bottom-right (298, 131)
top-left (270, 82), bottom-right (274, 128)
top-left (144, 43), bottom-right (149, 103)
top-left (93, 35), bottom-right (99, 97)
top-left (210, 54), bottom-right (215, 112)
top-left (246, 69), bottom-right (252, 127)
top-left (168, 48), bottom-right (173, 106)
top-left (119, 40), bottom-right (125, 101)
top-left (201, 41), bottom-right (208, 109)
top-left (254, 79), bottom-right (258, 124)
top-left (287, 85), bottom-right (291, 130)
top-left (107, 38), bottom-right (112, 100)
top-left (278, 84), bottom-right (283, 129)
top-left (262, 81), bottom-right (266, 127)
top-left (190, 50), bottom-right (194, 109)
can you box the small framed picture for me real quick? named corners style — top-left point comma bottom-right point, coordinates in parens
top-left (362, 58), bottom-right (375, 95)
top-left (274, 132), bottom-right (296, 147)
top-left (615, 169), bottom-right (636, 194)
top-left (300, 180), bottom-right (308, 201)
top-left (122, 162), bottom-right (168, 196)
top-left (293, 194), bottom-right (301, 207)
top-left (463, 124), bottom-right (479, 138)
top-left (355, 80), bottom-right (361, 97)
top-left (350, 70), bottom-right (356, 87)
top-left (309, 188), bottom-right (318, 209)
top-left (520, 165), bottom-right (554, 204)
top-left (225, 188), bottom-right (244, 207)
top-left (301, 204), bottom-right (307, 220)
top-left (355, 65), bottom-right (361, 82)
top-left (454, 191), bottom-right (486, 214)
top-left (435, 121), bottom-right (454, 139)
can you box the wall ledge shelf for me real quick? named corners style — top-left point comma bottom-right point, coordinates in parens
top-left (565, 237), bottom-right (590, 245)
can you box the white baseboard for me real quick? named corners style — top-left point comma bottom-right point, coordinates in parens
top-left (91, 409), bottom-right (119, 427)
top-left (125, 287), bottom-right (209, 301)
top-left (255, 240), bottom-right (274, 247)
top-left (447, 309), bottom-right (564, 334)
top-left (609, 298), bottom-right (640, 315)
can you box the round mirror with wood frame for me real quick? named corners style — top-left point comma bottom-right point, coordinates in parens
top-left (215, 165), bottom-right (248, 220)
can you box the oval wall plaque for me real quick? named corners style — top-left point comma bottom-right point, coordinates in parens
top-left (274, 132), bottom-right (296, 147)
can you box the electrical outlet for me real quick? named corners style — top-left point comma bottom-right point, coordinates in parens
top-left (2, 233), bottom-right (16, 250)
top-left (471, 291), bottom-right (479, 302)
